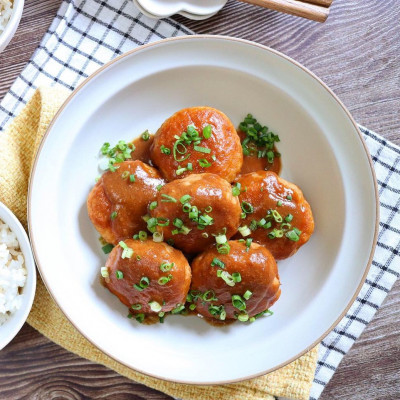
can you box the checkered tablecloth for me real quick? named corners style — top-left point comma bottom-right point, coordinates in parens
top-left (1, 0), bottom-right (399, 398)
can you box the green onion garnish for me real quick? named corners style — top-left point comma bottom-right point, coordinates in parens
top-left (141, 130), bottom-right (150, 141)
top-left (217, 242), bottom-right (230, 254)
top-left (110, 211), bottom-right (117, 220)
top-left (217, 270), bottom-right (235, 287)
top-left (153, 231), bottom-right (163, 243)
top-left (232, 272), bottom-right (241, 283)
top-left (116, 270), bottom-right (124, 279)
top-left (203, 125), bottom-right (212, 139)
top-left (277, 200), bottom-right (283, 207)
top-left (270, 209), bottom-right (283, 223)
top-left (241, 201), bottom-right (254, 214)
top-left (156, 184), bottom-right (164, 191)
top-left (131, 304), bottom-right (142, 310)
top-left (173, 218), bottom-right (183, 228)
top-left (157, 217), bottom-right (169, 226)
top-left (211, 257), bottom-right (225, 268)
top-left (130, 174), bottom-right (136, 182)
top-left (189, 303), bottom-right (196, 311)
top-left (160, 262), bottom-right (174, 272)
top-left (119, 241), bottom-right (133, 259)
top-left (135, 313), bottom-right (145, 323)
top-left (100, 267), bottom-right (109, 278)
top-left (138, 231), bottom-right (147, 241)
top-left (160, 145), bottom-right (171, 155)
top-left (187, 162), bottom-right (193, 171)
top-left (243, 290), bottom-right (253, 300)
top-left (245, 238), bottom-right (252, 251)
top-left (121, 171), bottom-right (129, 180)
top-left (194, 145), bottom-right (211, 154)
top-left (176, 167), bottom-right (187, 175)
top-left (202, 232), bottom-right (209, 238)
top-left (238, 225), bottom-right (251, 237)
top-left (285, 214), bottom-right (293, 222)
top-left (171, 304), bottom-right (185, 314)
top-left (198, 159), bottom-right (212, 168)
top-left (286, 229), bottom-right (301, 241)
top-left (237, 312), bottom-right (249, 322)
top-left (202, 290), bottom-right (218, 302)
top-left (158, 274), bottom-right (173, 285)
top-left (204, 206), bottom-right (213, 213)
top-left (158, 311), bottom-right (165, 323)
top-left (134, 276), bottom-right (150, 291)
top-left (102, 243), bottom-right (114, 254)
top-left (149, 201), bottom-right (158, 210)
top-left (232, 294), bottom-right (246, 311)
top-left (232, 183), bottom-right (241, 196)
top-left (161, 194), bottom-right (177, 203)
top-left (180, 194), bottom-right (192, 204)
top-left (149, 301), bottom-right (162, 312)
top-left (215, 234), bottom-right (227, 244)
top-left (286, 194), bottom-right (292, 201)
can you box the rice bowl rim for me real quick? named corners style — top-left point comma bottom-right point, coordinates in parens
top-left (0, 0), bottom-right (25, 53)
top-left (0, 201), bottom-right (36, 350)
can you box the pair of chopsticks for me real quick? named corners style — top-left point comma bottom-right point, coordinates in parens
top-left (238, 0), bottom-right (333, 22)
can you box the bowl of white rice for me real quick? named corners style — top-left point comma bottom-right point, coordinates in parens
top-left (0, 201), bottom-right (36, 350)
top-left (0, 0), bottom-right (24, 53)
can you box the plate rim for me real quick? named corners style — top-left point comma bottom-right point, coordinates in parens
top-left (27, 35), bottom-right (379, 385)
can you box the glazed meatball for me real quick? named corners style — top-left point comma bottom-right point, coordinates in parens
top-left (104, 239), bottom-right (191, 318)
top-left (149, 173), bottom-right (241, 254)
top-left (87, 160), bottom-right (164, 245)
top-left (150, 107), bottom-right (243, 182)
top-left (238, 129), bottom-right (281, 175)
top-left (234, 171), bottom-right (314, 260)
top-left (190, 240), bottom-right (281, 322)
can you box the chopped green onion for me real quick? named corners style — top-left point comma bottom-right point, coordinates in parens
top-left (158, 311), bottom-right (165, 323)
top-left (198, 214), bottom-right (214, 226)
top-left (131, 304), bottom-right (142, 310)
top-left (176, 167), bottom-right (187, 175)
top-left (161, 194), bottom-right (177, 203)
top-left (156, 184), bottom-right (164, 191)
top-left (127, 313), bottom-right (133, 319)
top-left (277, 200), bottom-right (283, 207)
top-left (202, 290), bottom-right (218, 302)
top-left (203, 125), bottom-right (212, 139)
top-left (136, 255), bottom-right (141, 260)
top-left (237, 312), bottom-right (249, 322)
top-left (215, 234), bottom-right (227, 244)
top-left (141, 130), bottom-right (150, 141)
top-left (180, 194), bottom-right (192, 204)
top-left (116, 270), bottom-right (124, 279)
top-left (158, 274), bottom-right (173, 285)
top-left (232, 183), bottom-right (241, 196)
top-left (110, 211), bottom-right (117, 220)
top-left (211, 257), bottom-right (225, 268)
top-left (198, 159), bottom-right (212, 168)
top-left (204, 206), bottom-right (213, 213)
top-left (286, 194), bottom-right (292, 201)
top-left (245, 238), bottom-right (252, 251)
top-left (137, 231), bottom-right (146, 241)
top-left (286, 229), bottom-right (301, 241)
top-left (243, 290), bottom-right (253, 300)
top-left (189, 206), bottom-right (199, 220)
top-left (149, 201), bottom-right (158, 210)
top-left (160, 145), bottom-right (171, 155)
top-left (182, 203), bottom-right (191, 213)
top-left (102, 243), bottom-right (114, 254)
top-left (217, 242), bottom-right (230, 254)
top-left (285, 214), bottom-right (293, 222)
top-left (201, 232), bottom-right (209, 238)
top-left (189, 303), bottom-right (196, 311)
top-left (241, 201), bottom-right (254, 214)
top-left (194, 145), bottom-right (211, 154)
top-left (238, 225), bottom-right (251, 237)
top-left (180, 225), bottom-right (191, 235)
top-left (232, 272), bottom-right (241, 283)
top-left (209, 305), bottom-right (225, 320)
top-left (270, 209), bottom-right (283, 223)
top-left (121, 171), bottom-right (130, 179)
top-left (149, 301), bottom-right (162, 312)
top-left (135, 313), bottom-right (145, 323)
top-left (240, 212), bottom-right (246, 219)
top-left (160, 262), bottom-right (174, 272)
top-left (153, 231), bottom-right (163, 242)
top-left (217, 270), bottom-right (235, 286)
top-left (171, 304), bottom-right (185, 314)
top-left (187, 162), bottom-right (193, 171)
top-left (100, 267), bottom-right (109, 278)
top-left (130, 174), bottom-right (136, 182)
top-left (157, 217), bottom-right (169, 226)
top-left (119, 241), bottom-right (133, 259)
top-left (134, 276), bottom-right (149, 291)
top-left (173, 218), bottom-right (183, 228)
top-left (232, 294), bottom-right (246, 311)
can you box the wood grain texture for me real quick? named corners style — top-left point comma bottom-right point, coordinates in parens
top-left (235, 0), bottom-right (329, 23)
top-left (0, 0), bottom-right (400, 399)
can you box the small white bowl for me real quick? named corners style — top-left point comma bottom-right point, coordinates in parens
top-left (135, 0), bottom-right (226, 19)
top-left (0, 0), bottom-right (24, 53)
top-left (0, 202), bottom-right (36, 350)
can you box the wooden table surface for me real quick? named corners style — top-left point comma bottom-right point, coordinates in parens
top-left (1, 0), bottom-right (399, 398)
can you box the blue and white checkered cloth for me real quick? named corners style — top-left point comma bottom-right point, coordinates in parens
top-left (1, 0), bottom-right (399, 398)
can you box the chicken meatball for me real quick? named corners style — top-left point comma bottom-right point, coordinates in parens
top-left (190, 240), bottom-right (281, 322)
top-left (104, 239), bottom-right (191, 320)
top-left (150, 107), bottom-right (243, 182)
top-left (234, 171), bottom-right (314, 260)
top-left (87, 160), bottom-right (164, 245)
top-left (149, 173), bottom-right (241, 254)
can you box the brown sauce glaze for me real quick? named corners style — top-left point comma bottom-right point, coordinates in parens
top-left (130, 134), bottom-right (154, 165)
top-left (237, 129), bottom-right (281, 176)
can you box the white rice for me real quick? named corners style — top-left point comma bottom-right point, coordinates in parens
top-left (0, 0), bottom-right (13, 35)
top-left (0, 219), bottom-right (27, 326)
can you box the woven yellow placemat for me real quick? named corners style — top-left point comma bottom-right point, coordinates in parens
top-left (0, 86), bottom-right (318, 400)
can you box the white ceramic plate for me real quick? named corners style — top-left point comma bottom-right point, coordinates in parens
top-left (28, 36), bottom-right (378, 384)
top-left (135, 0), bottom-right (226, 18)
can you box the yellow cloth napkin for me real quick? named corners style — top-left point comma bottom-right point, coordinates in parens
top-left (0, 86), bottom-right (319, 400)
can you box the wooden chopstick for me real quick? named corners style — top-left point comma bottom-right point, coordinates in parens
top-left (301, 0), bottom-right (333, 7)
top-left (237, 0), bottom-right (330, 22)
